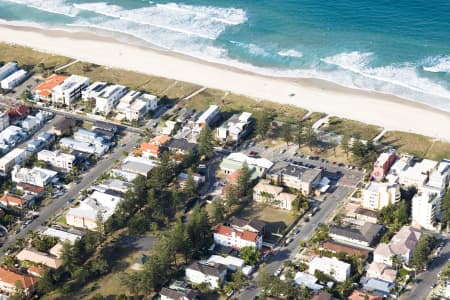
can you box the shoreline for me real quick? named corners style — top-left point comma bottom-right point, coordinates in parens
top-left (0, 23), bottom-right (449, 140)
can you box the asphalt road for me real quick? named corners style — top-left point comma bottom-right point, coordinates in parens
top-left (401, 236), bottom-right (450, 300)
top-left (239, 185), bottom-right (353, 300)
top-left (0, 131), bottom-right (140, 257)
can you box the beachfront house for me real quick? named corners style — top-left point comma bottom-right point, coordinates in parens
top-left (115, 90), bottom-right (158, 121)
top-left (51, 75), bottom-right (89, 106)
top-left (34, 74), bottom-right (68, 102)
top-left (84, 82), bottom-right (127, 115)
top-left (1, 69), bottom-right (27, 90)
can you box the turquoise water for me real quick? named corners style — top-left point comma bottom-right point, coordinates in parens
top-left (1, 0), bottom-right (450, 111)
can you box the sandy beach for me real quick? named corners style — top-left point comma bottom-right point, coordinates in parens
top-left (0, 24), bottom-right (449, 140)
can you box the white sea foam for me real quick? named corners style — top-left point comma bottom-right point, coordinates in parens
top-left (423, 56), bottom-right (450, 73)
top-left (321, 51), bottom-right (373, 72)
top-left (322, 51), bottom-right (450, 102)
top-left (278, 49), bottom-right (303, 58)
top-left (74, 2), bottom-right (246, 40)
top-left (3, 0), bottom-right (79, 17)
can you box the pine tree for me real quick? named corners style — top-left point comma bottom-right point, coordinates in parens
top-left (255, 110), bottom-right (270, 139)
top-left (281, 123), bottom-right (292, 146)
top-left (198, 124), bottom-right (215, 159)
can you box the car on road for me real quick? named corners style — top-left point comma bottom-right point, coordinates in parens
top-left (249, 151), bottom-right (258, 157)
top-left (67, 198), bottom-right (74, 203)
top-left (294, 229), bottom-right (300, 235)
top-left (274, 266), bottom-right (284, 277)
top-left (226, 289), bottom-right (235, 298)
top-left (285, 237), bottom-right (294, 246)
top-left (279, 149), bottom-right (286, 154)
top-left (122, 143), bottom-right (127, 147)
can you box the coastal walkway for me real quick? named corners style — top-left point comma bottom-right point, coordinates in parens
top-left (373, 129), bottom-right (387, 143)
top-left (54, 59), bottom-right (80, 72)
top-left (183, 86), bottom-right (207, 100)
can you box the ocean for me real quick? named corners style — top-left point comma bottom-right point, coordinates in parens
top-left (1, 0), bottom-right (450, 111)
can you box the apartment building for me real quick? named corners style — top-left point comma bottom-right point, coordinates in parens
top-left (308, 256), bottom-right (351, 282)
top-left (34, 74), bottom-right (68, 102)
top-left (37, 150), bottom-right (76, 171)
top-left (371, 149), bottom-right (396, 181)
top-left (0, 148), bottom-right (29, 175)
top-left (253, 179), bottom-right (297, 210)
top-left (193, 105), bottom-right (220, 134)
top-left (1, 69), bottom-right (27, 90)
top-left (87, 83), bottom-right (127, 115)
top-left (412, 191), bottom-right (440, 230)
top-left (51, 75), bottom-right (89, 106)
top-left (11, 165), bottom-right (57, 187)
top-left (0, 62), bottom-right (18, 81)
top-left (216, 112), bottom-right (253, 142)
top-left (362, 182), bottom-right (400, 210)
top-left (213, 224), bottom-right (263, 250)
top-left (116, 90), bottom-right (158, 121)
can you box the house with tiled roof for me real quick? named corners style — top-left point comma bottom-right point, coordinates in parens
top-left (185, 261), bottom-right (227, 289)
top-left (0, 267), bottom-right (38, 296)
top-left (373, 225), bottom-right (422, 266)
top-left (16, 248), bottom-right (62, 269)
top-left (348, 290), bottom-right (383, 300)
top-left (34, 74), bottom-right (68, 102)
top-left (213, 224), bottom-right (263, 250)
top-left (134, 135), bottom-right (171, 158)
top-left (0, 193), bottom-right (26, 208)
top-left (27, 265), bottom-right (46, 278)
top-left (6, 105), bottom-right (29, 122)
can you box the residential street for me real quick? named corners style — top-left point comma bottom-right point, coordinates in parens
top-left (401, 236), bottom-right (450, 300)
top-left (0, 131), bottom-right (140, 257)
top-left (239, 185), bottom-right (353, 299)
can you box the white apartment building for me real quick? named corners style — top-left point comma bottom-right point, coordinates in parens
top-left (193, 105), bottom-right (220, 133)
top-left (116, 90), bottom-right (158, 121)
top-left (1, 69), bottom-right (27, 90)
top-left (216, 112), bottom-right (253, 142)
top-left (412, 192), bottom-right (440, 231)
top-left (66, 190), bottom-right (123, 230)
top-left (0, 62), bottom-right (18, 81)
top-left (0, 148), bottom-right (29, 175)
top-left (90, 84), bottom-right (128, 115)
top-left (51, 75), bottom-right (89, 106)
top-left (11, 165), bottom-right (57, 187)
top-left (362, 181), bottom-right (400, 210)
top-left (37, 150), bottom-right (76, 171)
top-left (308, 256), bottom-right (351, 282)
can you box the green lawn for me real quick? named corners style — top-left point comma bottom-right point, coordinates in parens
top-left (234, 202), bottom-right (296, 237)
top-left (0, 42), bottom-right (72, 72)
top-left (323, 116), bottom-right (383, 140)
top-left (381, 131), bottom-right (450, 160)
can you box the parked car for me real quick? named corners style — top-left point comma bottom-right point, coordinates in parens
top-left (285, 237), bottom-right (294, 246)
top-left (274, 266), bottom-right (284, 277)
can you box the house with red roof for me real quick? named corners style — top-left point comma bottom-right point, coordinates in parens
top-left (134, 135), bottom-right (171, 158)
top-left (6, 105), bottom-right (29, 122)
top-left (0, 267), bottom-right (38, 296)
top-left (213, 224), bottom-right (263, 250)
top-left (34, 74), bottom-right (68, 102)
top-left (0, 193), bottom-right (26, 208)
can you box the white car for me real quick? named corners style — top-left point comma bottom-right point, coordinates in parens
top-left (274, 266), bottom-right (283, 277)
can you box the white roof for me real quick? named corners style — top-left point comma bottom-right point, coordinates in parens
top-left (0, 148), bottom-right (26, 163)
top-left (42, 227), bottom-right (83, 244)
top-left (207, 255), bottom-right (245, 269)
top-left (294, 272), bottom-right (323, 290)
top-left (2, 69), bottom-right (27, 84)
top-left (226, 152), bottom-right (273, 169)
top-left (197, 105), bottom-right (219, 123)
top-left (310, 256), bottom-right (350, 270)
top-left (110, 169), bottom-right (138, 182)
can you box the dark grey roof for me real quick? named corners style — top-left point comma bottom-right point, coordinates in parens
top-left (355, 207), bottom-right (380, 219)
top-left (93, 128), bottom-right (115, 141)
top-left (228, 216), bottom-right (266, 233)
top-left (330, 223), bottom-right (383, 245)
top-left (229, 216), bottom-right (248, 228)
top-left (160, 287), bottom-right (198, 300)
top-left (270, 161), bottom-right (321, 183)
top-left (167, 138), bottom-right (198, 152)
top-left (93, 121), bottom-right (117, 132)
top-left (53, 118), bottom-right (75, 131)
top-left (247, 218), bottom-right (267, 232)
top-left (187, 262), bottom-right (226, 277)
